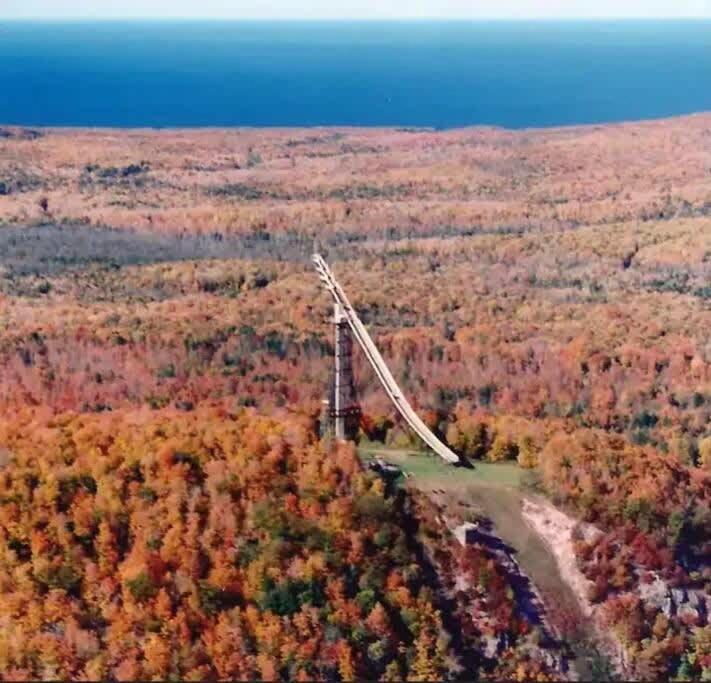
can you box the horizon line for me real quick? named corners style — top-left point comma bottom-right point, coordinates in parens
top-left (2, 16), bottom-right (710, 22)
top-left (2, 110), bottom-right (709, 132)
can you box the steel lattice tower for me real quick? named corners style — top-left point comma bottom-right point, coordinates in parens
top-left (330, 302), bottom-right (361, 440)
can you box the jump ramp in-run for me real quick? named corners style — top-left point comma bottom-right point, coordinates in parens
top-left (312, 254), bottom-right (460, 465)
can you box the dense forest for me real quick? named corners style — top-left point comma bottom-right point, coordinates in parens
top-left (0, 407), bottom-right (558, 680)
top-left (0, 116), bottom-right (709, 680)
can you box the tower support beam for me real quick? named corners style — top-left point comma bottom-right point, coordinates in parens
top-left (332, 302), bottom-right (360, 441)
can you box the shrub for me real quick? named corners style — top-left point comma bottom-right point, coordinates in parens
top-left (156, 363), bottom-right (176, 379)
top-left (126, 572), bottom-right (158, 602)
top-left (259, 578), bottom-right (325, 616)
top-left (487, 435), bottom-right (517, 462)
top-left (36, 563), bottom-right (82, 594)
top-left (516, 436), bottom-right (539, 469)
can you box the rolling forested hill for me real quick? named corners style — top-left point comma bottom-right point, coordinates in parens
top-left (0, 115), bottom-right (709, 680)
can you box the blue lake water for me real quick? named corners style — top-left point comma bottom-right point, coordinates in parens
top-left (0, 20), bottom-right (709, 128)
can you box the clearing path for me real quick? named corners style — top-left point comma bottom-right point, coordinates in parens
top-left (360, 446), bottom-right (613, 680)
top-left (361, 447), bottom-right (580, 615)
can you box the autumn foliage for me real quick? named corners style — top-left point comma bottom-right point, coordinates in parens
top-left (0, 116), bottom-right (709, 680)
top-left (0, 407), bottom-right (561, 680)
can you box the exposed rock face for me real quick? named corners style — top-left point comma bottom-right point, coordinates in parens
top-left (639, 577), bottom-right (670, 610)
top-left (637, 576), bottom-right (709, 624)
top-left (672, 588), bottom-right (688, 605)
top-left (662, 596), bottom-right (675, 618)
top-left (521, 498), bottom-right (628, 677)
top-left (449, 518), bottom-right (570, 675)
top-left (521, 498), bottom-right (599, 618)
top-left (453, 522), bottom-right (490, 547)
top-left (483, 635), bottom-right (502, 659)
top-left (523, 496), bottom-right (711, 679)
top-left (693, 593), bottom-right (708, 621)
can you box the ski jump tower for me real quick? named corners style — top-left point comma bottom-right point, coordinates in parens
top-left (313, 254), bottom-right (460, 465)
top-left (331, 302), bottom-right (361, 440)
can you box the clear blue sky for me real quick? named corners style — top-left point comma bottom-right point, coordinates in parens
top-left (2, 0), bottom-right (710, 19)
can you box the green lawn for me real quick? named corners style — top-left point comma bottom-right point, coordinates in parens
top-left (359, 445), bottom-right (524, 489)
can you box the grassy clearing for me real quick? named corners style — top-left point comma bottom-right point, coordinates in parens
top-left (359, 445), bottom-right (589, 653)
top-left (361, 447), bottom-right (556, 588)
top-left (360, 445), bottom-right (524, 488)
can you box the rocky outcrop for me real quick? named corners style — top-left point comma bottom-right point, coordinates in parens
top-left (522, 496), bottom-right (710, 680)
top-left (640, 575), bottom-right (709, 624)
top-left (520, 498), bottom-right (601, 617)
top-left (521, 497), bottom-right (628, 678)
top-left (449, 518), bottom-right (572, 677)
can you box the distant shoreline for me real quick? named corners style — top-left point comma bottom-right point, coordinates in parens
top-left (1, 111), bottom-right (709, 134)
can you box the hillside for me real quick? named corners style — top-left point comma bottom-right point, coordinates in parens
top-left (0, 115), bottom-right (709, 680)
